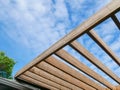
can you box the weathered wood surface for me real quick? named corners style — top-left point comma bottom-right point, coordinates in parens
top-left (45, 56), bottom-right (104, 90)
top-left (55, 49), bottom-right (114, 89)
top-left (30, 67), bottom-right (82, 90)
top-left (37, 62), bottom-right (95, 90)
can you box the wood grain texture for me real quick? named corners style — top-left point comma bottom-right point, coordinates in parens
top-left (45, 56), bottom-right (104, 90)
top-left (30, 67), bottom-right (82, 90)
top-left (87, 30), bottom-right (120, 65)
top-left (19, 75), bottom-right (59, 90)
top-left (115, 85), bottom-right (120, 90)
top-left (37, 61), bottom-right (95, 90)
top-left (24, 71), bottom-right (70, 90)
top-left (15, 0), bottom-right (120, 77)
top-left (105, 86), bottom-right (120, 90)
top-left (55, 49), bottom-right (114, 89)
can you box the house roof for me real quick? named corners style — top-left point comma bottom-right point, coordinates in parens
top-left (0, 77), bottom-right (32, 90)
top-left (15, 0), bottom-right (120, 90)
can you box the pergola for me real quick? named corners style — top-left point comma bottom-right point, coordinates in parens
top-left (15, 0), bottom-right (120, 90)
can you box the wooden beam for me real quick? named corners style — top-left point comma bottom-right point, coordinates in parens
top-left (37, 61), bottom-right (95, 90)
top-left (55, 49), bottom-right (114, 89)
top-left (105, 88), bottom-right (113, 90)
top-left (30, 67), bottom-right (82, 90)
top-left (105, 85), bottom-right (120, 90)
top-left (19, 75), bottom-right (59, 90)
top-left (111, 14), bottom-right (120, 30)
top-left (45, 56), bottom-right (104, 90)
top-left (115, 85), bottom-right (120, 90)
top-left (70, 41), bottom-right (120, 84)
top-left (24, 71), bottom-right (70, 90)
top-left (87, 30), bottom-right (120, 65)
top-left (15, 0), bottom-right (120, 77)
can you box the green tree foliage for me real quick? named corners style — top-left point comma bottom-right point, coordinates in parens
top-left (0, 51), bottom-right (16, 79)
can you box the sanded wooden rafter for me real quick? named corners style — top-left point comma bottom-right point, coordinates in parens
top-left (87, 30), bottom-right (120, 65)
top-left (30, 67), bottom-right (82, 90)
top-left (37, 61), bottom-right (95, 90)
top-left (55, 49), bottom-right (114, 89)
top-left (24, 71), bottom-right (70, 90)
top-left (45, 56), bottom-right (104, 90)
top-left (70, 40), bottom-right (120, 84)
top-left (19, 75), bottom-right (59, 90)
top-left (15, 0), bottom-right (120, 78)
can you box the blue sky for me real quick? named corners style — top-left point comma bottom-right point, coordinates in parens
top-left (0, 0), bottom-right (120, 86)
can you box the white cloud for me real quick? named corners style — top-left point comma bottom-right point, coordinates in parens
top-left (0, 0), bottom-right (113, 54)
top-left (1, 0), bottom-right (119, 85)
top-left (53, 0), bottom-right (68, 19)
top-left (0, 0), bottom-right (70, 53)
